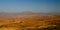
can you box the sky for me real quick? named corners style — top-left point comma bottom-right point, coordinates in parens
top-left (0, 0), bottom-right (60, 13)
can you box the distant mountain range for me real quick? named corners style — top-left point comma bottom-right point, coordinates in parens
top-left (0, 11), bottom-right (60, 17)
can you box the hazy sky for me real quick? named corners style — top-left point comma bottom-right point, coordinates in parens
top-left (0, 0), bottom-right (60, 13)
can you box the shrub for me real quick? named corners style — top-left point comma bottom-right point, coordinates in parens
top-left (0, 25), bottom-right (4, 28)
top-left (18, 25), bottom-right (27, 28)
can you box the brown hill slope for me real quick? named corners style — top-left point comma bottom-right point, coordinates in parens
top-left (0, 12), bottom-right (60, 30)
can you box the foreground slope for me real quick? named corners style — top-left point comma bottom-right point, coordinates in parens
top-left (0, 12), bottom-right (60, 30)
